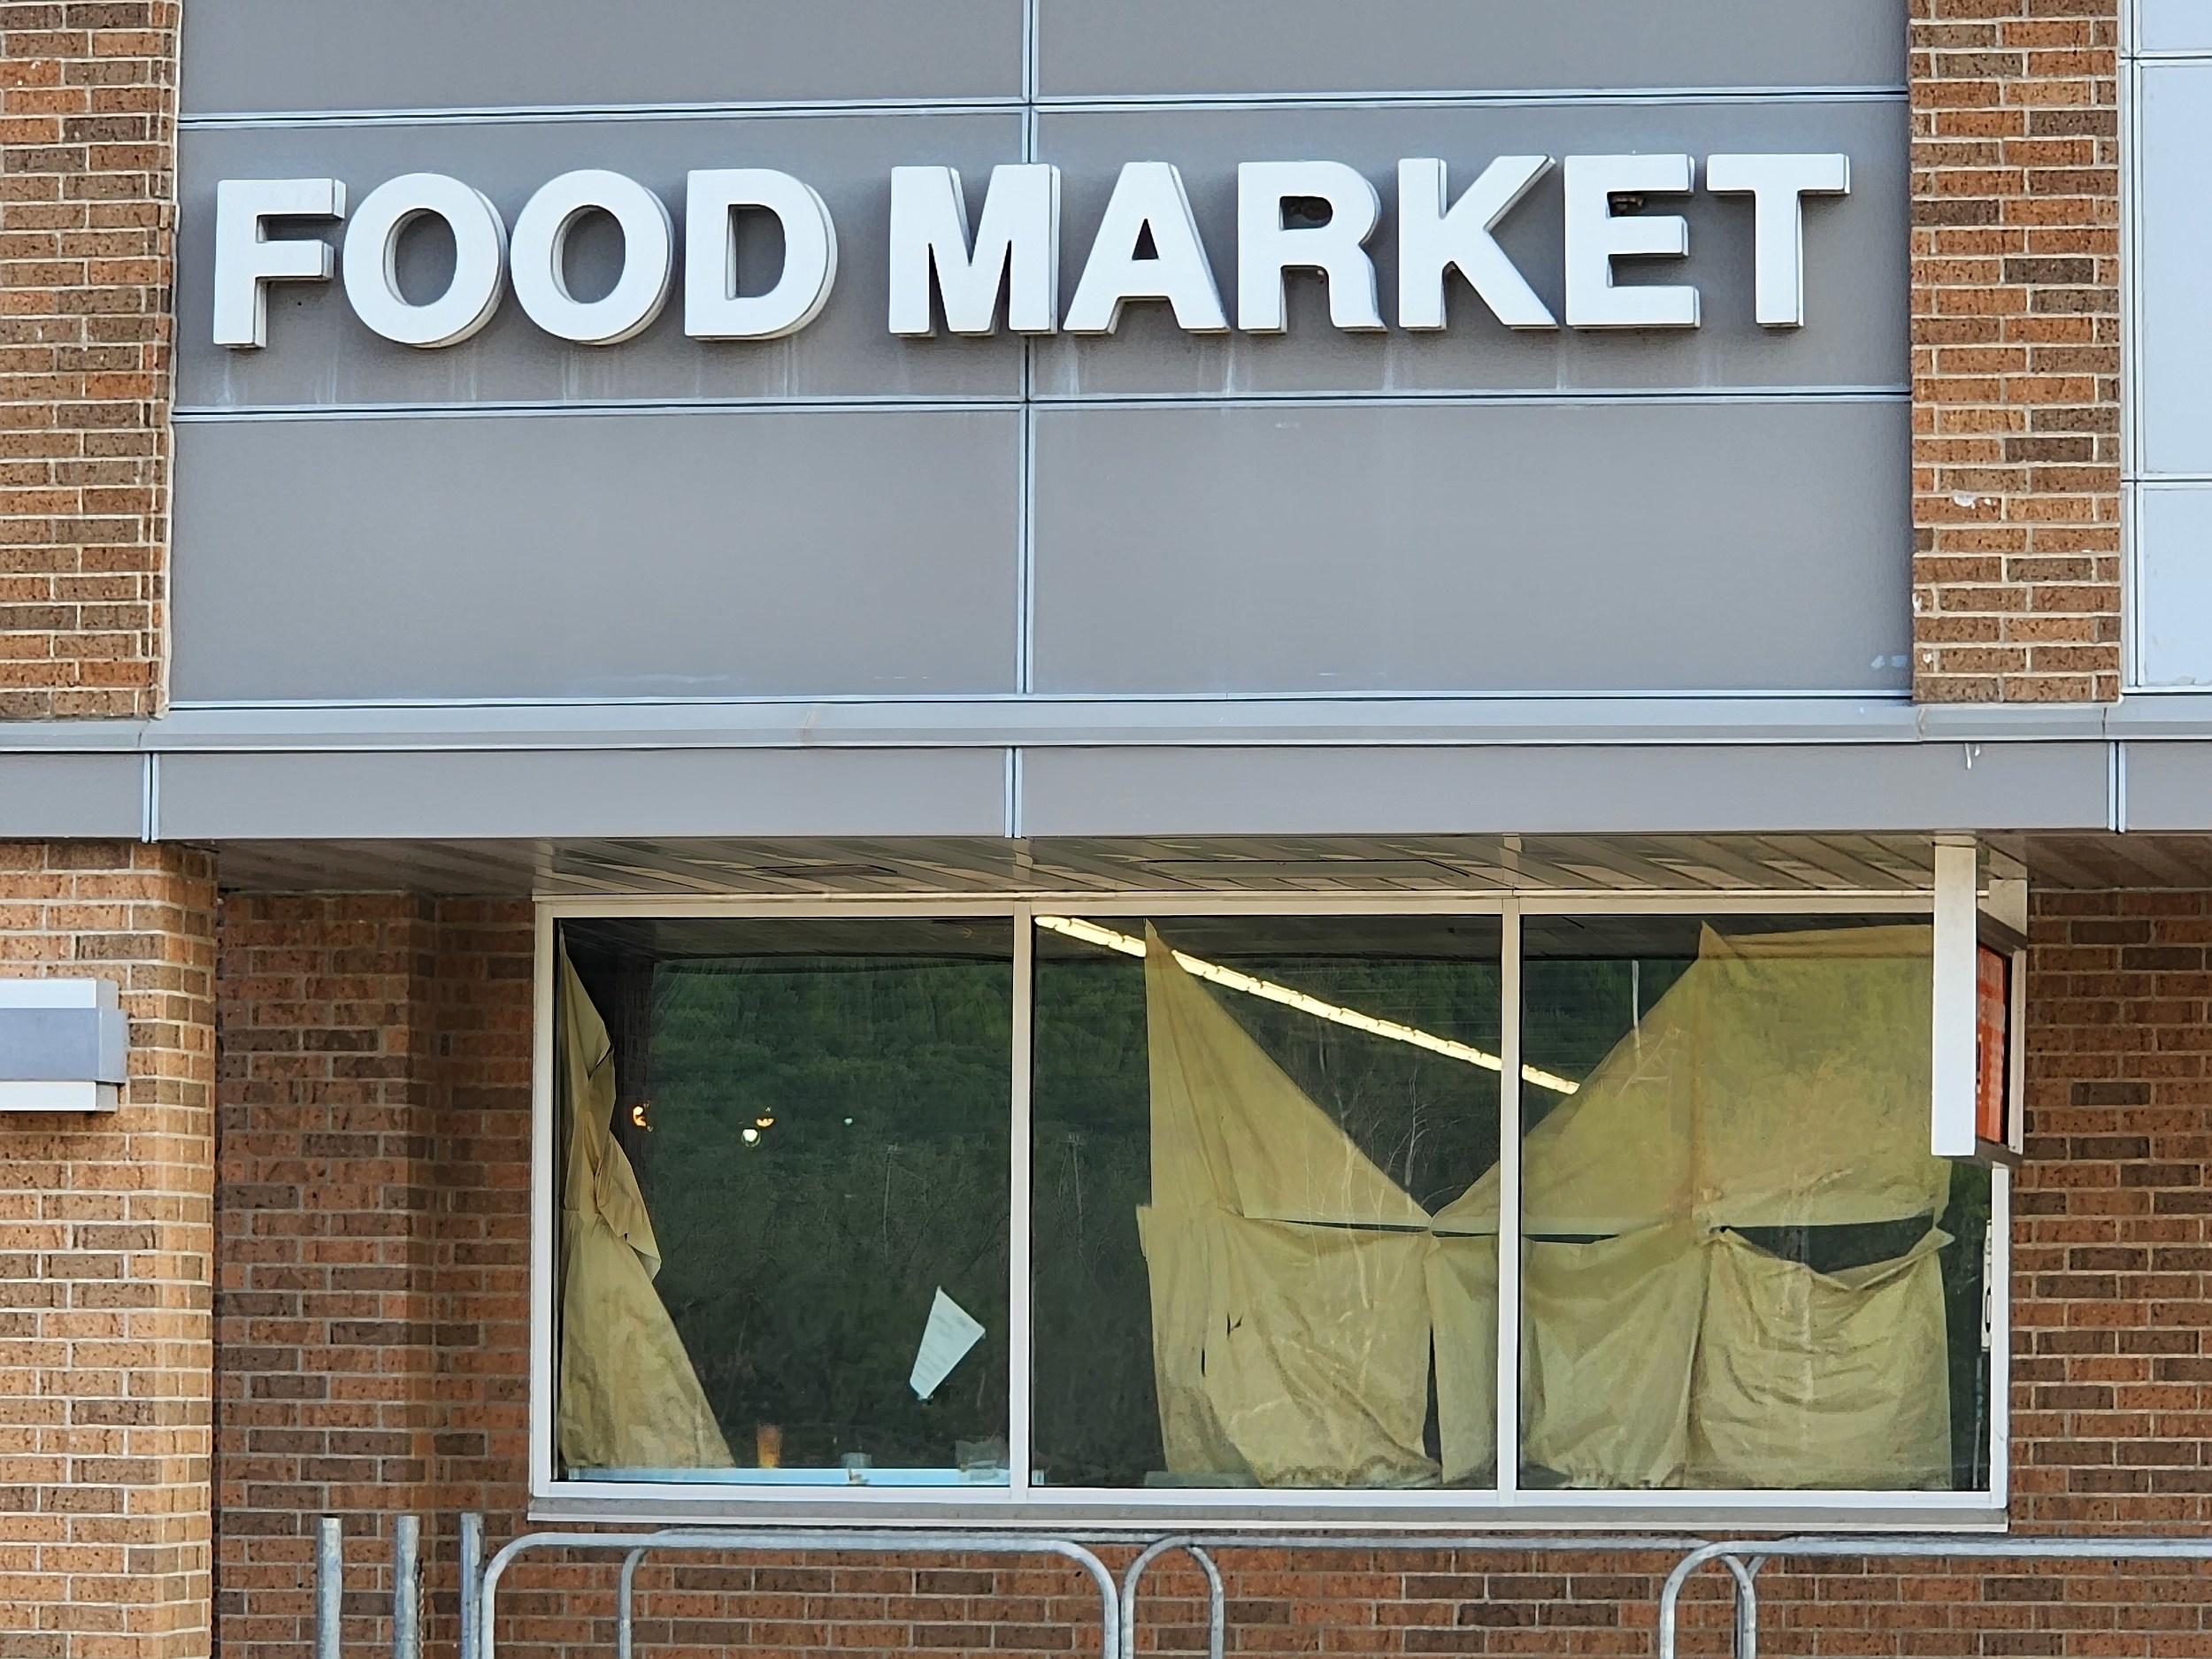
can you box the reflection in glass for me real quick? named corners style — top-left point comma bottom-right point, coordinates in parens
top-left (1031, 915), bottom-right (1503, 1489)
top-left (1518, 916), bottom-right (1992, 1492)
top-left (556, 917), bottom-right (1012, 1486)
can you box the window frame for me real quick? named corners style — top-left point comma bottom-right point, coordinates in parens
top-left (529, 888), bottom-right (2009, 1528)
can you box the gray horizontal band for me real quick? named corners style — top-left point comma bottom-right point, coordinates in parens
top-left (0, 694), bottom-right (2154, 756)
top-left (174, 388), bottom-right (1915, 424)
top-left (30, 733), bottom-right (2212, 839)
top-left (0, 739), bottom-right (2116, 842)
top-left (179, 84), bottom-right (1908, 130)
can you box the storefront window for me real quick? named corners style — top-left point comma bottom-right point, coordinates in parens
top-left (555, 916), bottom-right (1012, 1486)
top-left (541, 902), bottom-right (2001, 1509)
top-left (1520, 916), bottom-right (1992, 1493)
top-left (1031, 915), bottom-right (1504, 1489)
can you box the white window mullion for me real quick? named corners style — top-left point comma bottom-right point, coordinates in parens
top-left (1495, 900), bottom-right (1522, 1499)
top-left (529, 907), bottom-right (557, 1502)
top-left (1009, 902), bottom-right (1036, 1497)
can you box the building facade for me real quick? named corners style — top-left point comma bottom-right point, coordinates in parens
top-left (16, 1), bottom-right (2212, 1656)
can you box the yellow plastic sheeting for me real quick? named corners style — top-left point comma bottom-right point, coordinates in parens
top-left (1689, 927), bottom-right (1950, 1231)
top-left (1516, 926), bottom-right (1945, 1237)
top-left (1510, 924), bottom-right (1955, 1490)
top-left (1688, 1228), bottom-right (1953, 1490)
top-left (1520, 1223), bottom-right (1704, 1490)
top-left (557, 948), bottom-right (733, 1472)
top-left (1144, 1205), bottom-right (1437, 1486)
top-left (1140, 928), bottom-right (1496, 1486)
top-left (1425, 1232), bottom-right (1499, 1486)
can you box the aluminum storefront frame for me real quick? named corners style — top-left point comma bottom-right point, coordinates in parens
top-left (527, 883), bottom-right (2007, 1529)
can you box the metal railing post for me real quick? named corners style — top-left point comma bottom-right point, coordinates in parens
top-left (458, 1512), bottom-right (484, 1659)
top-left (616, 1546), bottom-right (649, 1659)
top-left (392, 1515), bottom-right (423, 1659)
top-left (1720, 1553), bottom-right (1764, 1659)
top-left (315, 1517), bottom-right (343, 1659)
top-left (1118, 1537), bottom-right (1225, 1659)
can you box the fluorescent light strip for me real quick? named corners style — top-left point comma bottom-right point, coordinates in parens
top-left (1034, 914), bottom-right (1579, 1095)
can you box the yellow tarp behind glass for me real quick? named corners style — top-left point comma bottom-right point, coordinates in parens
top-left (556, 947), bottom-right (733, 1472)
top-left (1138, 922), bottom-right (1954, 1492)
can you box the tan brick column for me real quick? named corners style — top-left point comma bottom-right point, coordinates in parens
top-left (0, 841), bottom-right (219, 1659)
top-left (0, 2), bottom-right (180, 721)
top-left (1910, 0), bottom-right (2123, 703)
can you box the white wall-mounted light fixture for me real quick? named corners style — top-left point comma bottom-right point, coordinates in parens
top-left (1931, 837), bottom-right (1979, 1158)
top-left (0, 979), bottom-right (127, 1112)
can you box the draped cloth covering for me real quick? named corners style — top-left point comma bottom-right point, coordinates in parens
top-left (556, 947), bottom-right (733, 1472)
top-left (1138, 923), bottom-right (1955, 1491)
top-left (1137, 926), bottom-right (1495, 1486)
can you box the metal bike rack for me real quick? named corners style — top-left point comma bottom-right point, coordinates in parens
top-left (312, 1514), bottom-right (425, 1659)
top-left (1119, 1534), bottom-right (1743, 1659)
top-left (457, 1519), bottom-right (1122, 1659)
top-left (1658, 1534), bottom-right (2212, 1659)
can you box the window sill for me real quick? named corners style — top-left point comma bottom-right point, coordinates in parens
top-left (529, 1485), bottom-right (2009, 1533)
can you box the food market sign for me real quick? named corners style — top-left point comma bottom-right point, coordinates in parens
top-left (216, 153), bottom-right (1848, 349)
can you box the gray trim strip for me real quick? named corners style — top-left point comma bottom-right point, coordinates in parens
top-left (46, 729), bottom-right (2212, 834)
top-left (0, 694), bottom-right (2138, 756)
top-left (179, 84), bottom-right (1908, 129)
top-left (1019, 742), bottom-right (2114, 837)
top-left (156, 748), bottom-right (1014, 841)
top-left (174, 388), bottom-right (1914, 424)
top-left (0, 752), bottom-right (151, 839)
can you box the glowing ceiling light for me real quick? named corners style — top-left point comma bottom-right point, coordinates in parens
top-left (1034, 914), bottom-right (1578, 1095)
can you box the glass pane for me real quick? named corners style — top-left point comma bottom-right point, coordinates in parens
top-left (1031, 913), bottom-right (1503, 1489)
top-left (1518, 913), bottom-right (1992, 1493)
top-left (555, 916), bottom-right (1012, 1486)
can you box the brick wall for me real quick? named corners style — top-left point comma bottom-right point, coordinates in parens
top-left (0, 840), bottom-right (217, 1659)
top-left (0, 1), bottom-right (179, 720)
top-left (1910, 0), bottom-right (2124, 703)
top-left (212, 895), bottom-right (533, 1659)
top-left (188, 883), bottom-right (2212, 1659)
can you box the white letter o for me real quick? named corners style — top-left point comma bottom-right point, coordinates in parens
top-left (510, 169), bottom-right (674, 346)
top-left (341, 173), bottom-right (508, 349)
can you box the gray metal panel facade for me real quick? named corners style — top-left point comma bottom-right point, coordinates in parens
top-left (171, 411), bottom-right (1023, 703)
top-left (1033, 0), bottom-right (1906, 97)
top-left (180, 0), bottom-right (1025, 114)
top-left (1030, 99), bottom-right (1904, 399)
top-left (174, 114), bottom-right (1027, 411)
top-left (1030, 400), bottom-right (1911, 695)
top-left (155, 749), bottom-right (1012, 841)
top-left (0, 755), bottom-right (142, 839)
top-left (176, 101), bottom-right (1904, 413)
top-left (1019, 743), bottom-right (2112, 838)
top-left (172, 0), bottom-right (1911, 718)
top-left (2116, 743), bottom-right (2212, 832)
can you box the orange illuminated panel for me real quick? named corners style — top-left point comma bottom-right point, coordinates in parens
top-left (1976, 944), bottom-right (2011, 1147)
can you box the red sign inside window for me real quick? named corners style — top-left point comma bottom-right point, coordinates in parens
top-left (1976, 945), bottom-right (2011, 1147)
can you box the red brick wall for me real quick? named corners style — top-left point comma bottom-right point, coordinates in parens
top-left (192, 884), bottom-right (2212, 1659)
top-left (0, 840), bottom-right (218, 1659)
top-left (212, 895), bottom-right (533, 1659)
top-left (0, 1), bottom-right (179, 719)
top-left (1909, 0), bottom-right (2124, 703)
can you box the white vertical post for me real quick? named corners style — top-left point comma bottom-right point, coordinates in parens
top-left (1007, 905), bottom-right (1034, 1494)
top-left (528, 911), bottom-right (557, 1498)
top-left (391, 1515), bottom-right (422, 1659)
top-left (1494, 902), bottom-right (1522, 1496)
top-left (1988, 1164), bottom-right (2013, 1503)
top-left (458, 1512), bottom-right (484, 1659)
top-left (1932, 838), bottom-right (1979, 1157)
top-left (315, 1516), bottom-right (343, 1659)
